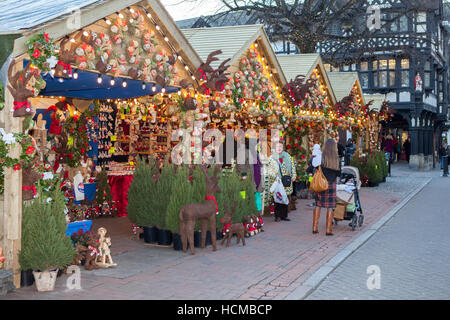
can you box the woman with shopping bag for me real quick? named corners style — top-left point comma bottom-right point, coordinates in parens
top-left (267, 140), bottom-right (296, 222)
top-left (311, 139), bottom-right (341, 235)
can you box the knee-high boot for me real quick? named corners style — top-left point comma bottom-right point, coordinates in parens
top-left (312, 208), bottom-right (320, 234)
top-left (326, 210), bottom-right (334, 236)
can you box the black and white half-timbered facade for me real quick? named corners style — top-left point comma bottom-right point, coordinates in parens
top-left (317, 0), bottom-right (448, 170)
top-left (177, 0), bottom-right (449, 170)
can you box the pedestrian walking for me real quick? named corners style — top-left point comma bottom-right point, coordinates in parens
top-left (344, 138), bottom-right (356, 166)
top-left (312, 139), bottom-right (341, 236)
top-left (403, 137), bottom-right (411, 163)
top-left (440, 142), bottom-right (448, 170)
top-left (384, 134), bottom-right (394, 176)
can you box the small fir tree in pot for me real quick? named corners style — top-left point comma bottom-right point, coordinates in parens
top-left (19, 182), bottom-right (76, 292)
top-left (165, 165), bottom-right (192, 250)
top-left (127, 158), bottom-right (158, 227)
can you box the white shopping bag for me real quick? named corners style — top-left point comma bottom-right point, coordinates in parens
top-left (270, 178), bottom-right (289, 205)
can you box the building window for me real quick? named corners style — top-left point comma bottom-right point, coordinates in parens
top-left (416, 12), bottom-right (427, 33)
top-left (360, 73), bottom-right (369, 89)
top-left (360, 62), bottom-right (368, 71)
top-left (424, 61), bottom-right (431, 88)
top-left (400, 59), bottom-right (410, 88)
top-left (373, 59), bottom-right (396, 88)
top-left (399, 15), bottom-right (409, 32)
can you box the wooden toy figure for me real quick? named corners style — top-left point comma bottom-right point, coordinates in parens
top-left (96, 227), bottom-right (117, 268)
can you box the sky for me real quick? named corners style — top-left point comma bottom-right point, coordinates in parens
top-left (162, 0), bottom-right (225, 21)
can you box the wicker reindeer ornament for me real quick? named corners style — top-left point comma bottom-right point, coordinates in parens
top-left (221, 201), bottom-right (246, 248)
top-left (7, 60), bottom-right (35, 117)
top-left (196, 50), bottom-right (231, 95)
top-left (179, 166), bottom-right (221, 255)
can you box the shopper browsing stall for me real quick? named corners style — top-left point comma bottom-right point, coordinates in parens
top-left (267, 140), bottom-right (296, 222)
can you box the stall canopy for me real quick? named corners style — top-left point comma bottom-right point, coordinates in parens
top-left (181, 24), bottom-right (287, 90)
top-left (328, 72), bottom-right (365, 105)
top-left (277, 53), bottom-right (337, 106)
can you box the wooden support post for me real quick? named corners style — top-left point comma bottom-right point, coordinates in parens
top-left (2, 60), bottom-right (23, 288)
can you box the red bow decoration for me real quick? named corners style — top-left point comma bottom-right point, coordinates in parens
top-left (13, 101), bottom-right (30, 111)
top-left (222, 223), bottom-right (232, 236)
top-left (22, 185), bottom-right (37, 197)
top-left (57, 60), bottom-right (72, 75)
top-left (205, 196), bottom-right (219, 215)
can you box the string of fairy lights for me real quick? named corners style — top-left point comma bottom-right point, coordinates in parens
top-left (58, 5), bottom-right (200, 92)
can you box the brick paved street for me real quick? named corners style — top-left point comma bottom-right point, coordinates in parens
top-left (1, 164), bottom-right (433, 300)
top-left (307, 165), bottom-right (449, 300)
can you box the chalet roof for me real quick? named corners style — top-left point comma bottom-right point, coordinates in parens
top-left (276, 53), bottom-right (336, 104)
top-left (0, 0), bottom-right (104, 33)
top-left (327, 72), bottom-right (364, 104)
top-left (364, 93), bottom-right (385, 112)
top-left (181, 24), bottom-right (287, 85)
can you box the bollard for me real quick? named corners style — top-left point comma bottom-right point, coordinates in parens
top-left (443, 156), bottom-right (448, 177)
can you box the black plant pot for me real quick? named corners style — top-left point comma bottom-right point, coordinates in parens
top-left (368, 181), bottom-right (379, 187)
top-left (143, 226), bottom-right (159, 244)
top-left (216, 229), bottom-right (223, 241)
top-left (20, 270), bottom-right (34, 287)
top-left (57, 269), bottom-right (62, 278)
top-left (205, 230), bottom-right (212, 246)
top-left (194, 230), bottom-right (202, 248)
top-left (173, 233), bottom-right (182, 251)
top-left (158, 229), bottom-right (173, 246)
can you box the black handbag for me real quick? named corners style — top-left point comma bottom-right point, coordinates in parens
top-left (278, 162), bottom-right (292, 188)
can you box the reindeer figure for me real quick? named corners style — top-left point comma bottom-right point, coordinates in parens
top-left (196, 50), bottom-right (231, 95)
top-left (221, 200), bottom-right (246, 248)
top-left (7, 60), bottom-right (35, 117)
top-left (54, 38), bottom-right (77, 78)
top-left (208, 58), bottom-right (231, 92)
top-left (179, 165), bottom-right (221, 255)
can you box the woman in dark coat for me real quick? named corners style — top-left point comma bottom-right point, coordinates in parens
top-left (312, 139), bottom-right (341, 236)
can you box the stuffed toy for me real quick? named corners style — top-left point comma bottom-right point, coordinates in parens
top-left (54, 39), bottom-right (76, 78)
top-left (83, 238), bottom-right (101, 271)
top-left (7, 60), bottom-right (35, 117)
top-left (22, 157), bottom-right (42, 201)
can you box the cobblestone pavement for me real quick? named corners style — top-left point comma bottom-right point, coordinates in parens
top-left (1, 163), bottom-right (434, 300)
top-left (307, 166), bottom-right (449, 300)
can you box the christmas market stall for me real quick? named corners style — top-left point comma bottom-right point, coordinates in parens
top-left (0, 0), bottom-right (203, 288)
top-left (276, 53), bottom-right (338, 193)
top-left (180, 24), bottom-right (290, 222)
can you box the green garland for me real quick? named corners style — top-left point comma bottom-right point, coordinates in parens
top-left (26, 32), bottom-right (58, 72)
top-left (0, 132), bottom-right (36, 195)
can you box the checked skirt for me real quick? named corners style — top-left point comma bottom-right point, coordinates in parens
top-left (314, 179), bottom-right (337, 209)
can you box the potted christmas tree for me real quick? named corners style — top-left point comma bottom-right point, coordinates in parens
top-left (19, 183), bottom-right (76, 292)
top-left (155, 161), bottom-right (176, 245)
top-left (127, 158), bottom-right (160, 243)
top-left (165, 165), bottom-right (192, 251)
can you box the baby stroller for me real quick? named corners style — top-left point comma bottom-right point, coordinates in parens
top-left (334, 166), bottom-right (364, 231)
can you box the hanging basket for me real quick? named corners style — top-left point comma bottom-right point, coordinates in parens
top-left (33, 269), bottom-right (58, 292)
